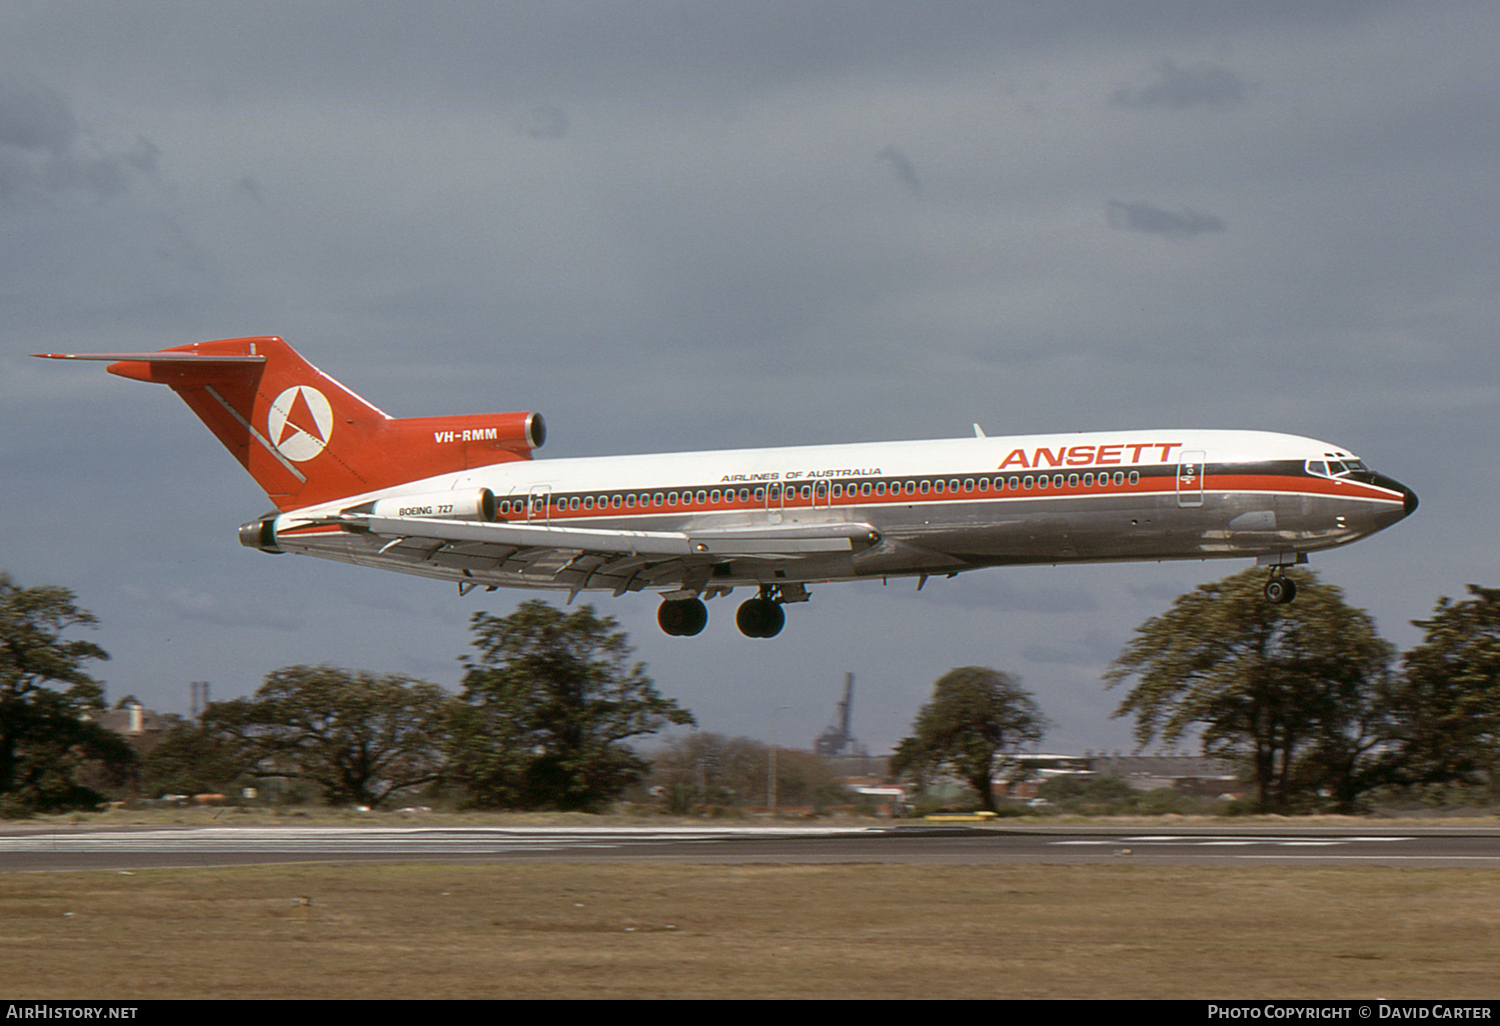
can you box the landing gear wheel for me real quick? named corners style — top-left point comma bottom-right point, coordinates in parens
top-left (1264, 576), bottom-right (1297, 605)
top-left (736, 597), bottom-right (785, 638)
top-left (658, 598), bottom-right (708, 636)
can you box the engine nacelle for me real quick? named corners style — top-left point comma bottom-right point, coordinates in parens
top-left (392, 411), bottom-right (546, 454)
top-left (238, 516), bottom-right (283, 554)
top-left (358, 487), bottom-right (498, 522)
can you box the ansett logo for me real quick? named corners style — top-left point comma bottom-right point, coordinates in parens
top-left (268, 385), bottom-right (333, 462)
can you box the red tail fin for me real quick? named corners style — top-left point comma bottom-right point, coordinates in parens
top-left (37, 337), bottom-right (544, 510)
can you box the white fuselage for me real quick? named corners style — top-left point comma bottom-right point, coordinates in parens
top-left (262, 428), bottom-right (1416, 597)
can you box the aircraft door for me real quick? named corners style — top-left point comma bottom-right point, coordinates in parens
top-left (527, 484), bottom-right (552, 522)
top-left (765, 481), bottom-right (785, 524)
top-left (1177, 452), bottom-right (1205, 507)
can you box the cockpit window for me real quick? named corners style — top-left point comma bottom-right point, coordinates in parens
top-left (1306, 458), bottom-right (1374, 483)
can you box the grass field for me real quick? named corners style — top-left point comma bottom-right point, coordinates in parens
top-left (3, 860), bottom-right (1497, 999)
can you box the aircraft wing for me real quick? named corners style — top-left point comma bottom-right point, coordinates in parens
top-left (311, 514), bottom-right (883, 595)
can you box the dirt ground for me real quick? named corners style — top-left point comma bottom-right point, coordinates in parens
top-left (3, 860), bottom-right (1497, 999)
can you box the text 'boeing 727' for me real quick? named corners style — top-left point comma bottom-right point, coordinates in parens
top-left (36, 337), bottom-right (1417, 638)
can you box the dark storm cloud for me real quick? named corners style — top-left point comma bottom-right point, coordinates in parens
top-left (1106, 199), bottom-right (1226, 237)
top-left (876, 146), bottom-right (921, 196)
top-left (515, 105), bottom-right (568, 140)
top-left (0, 0), bottom-right (1486, 755)
top-left (1110, 58), bottom-right (1257, 111)
top-left (0, 74), bottom-right (159, 203)
top-left (0, 74), bottom-right (76, 150)
top-left (1021, 629), bottom-right (1121, 667)
top-left (235, 176), bottom-right (265, 205)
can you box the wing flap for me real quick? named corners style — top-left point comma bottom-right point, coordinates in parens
top-left (357, 516), bottom-right (879, 558)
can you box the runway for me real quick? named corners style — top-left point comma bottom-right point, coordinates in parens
top-left (3, 822), bottom-right (1498, 872)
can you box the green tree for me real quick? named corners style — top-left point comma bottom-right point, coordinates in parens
top-left (452, 601), bottom-right (695, 811)
top-left (889, 667), bottom-right (1048, 812)
top-left (139, 715), bottom-right (258, 797)
top-left (649, 732), bottom-right (850, 812)
top-left (205, 665), bottom-right (453, 807)
top-left (0, 574), bottom-right (134, 815)
top-left (1383, 586), bottom-right (1500, 794)
top-left (1104, 569), bottom-right (1397, 814)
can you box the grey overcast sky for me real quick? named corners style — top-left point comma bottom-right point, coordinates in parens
top-left (2, 1), bottom-right (1495, 755)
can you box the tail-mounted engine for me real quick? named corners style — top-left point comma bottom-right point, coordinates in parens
top-left (238, 515), bottom-right (283, 554)
top-left (352, 488), bottom-right (499, 522)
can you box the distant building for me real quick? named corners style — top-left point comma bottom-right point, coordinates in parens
top-left (1008, 752), bottom-right (1241, 798)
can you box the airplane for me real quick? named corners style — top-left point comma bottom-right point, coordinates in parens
top-left (36, 336), bottom-right (1417, 638)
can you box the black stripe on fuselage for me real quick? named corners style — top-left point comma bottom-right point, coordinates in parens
top-left (486, 459), bottom-right (1364, 522)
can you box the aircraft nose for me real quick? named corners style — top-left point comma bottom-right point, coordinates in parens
top-left (1373, 474), bottom-right (1418, 520)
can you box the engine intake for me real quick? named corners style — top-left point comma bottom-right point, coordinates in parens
top-left (238, 516), bottom-right (283, 554)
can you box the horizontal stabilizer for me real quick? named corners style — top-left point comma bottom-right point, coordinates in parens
top-left (32, 352), bottom-right (267, 363)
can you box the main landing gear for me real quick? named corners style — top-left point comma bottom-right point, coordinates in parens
top-left (657, 586), bottom-right (792, 638)
top-left (735, 593), bottom-right (786, 639)
top-left (657, 597), bottom-right (708, 636)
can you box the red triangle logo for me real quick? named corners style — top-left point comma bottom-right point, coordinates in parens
top-left (278, 387), bottom-right (325, 446)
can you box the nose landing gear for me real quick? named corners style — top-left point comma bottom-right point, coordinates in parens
top-left (1264, 572), bottom-right (1297, 605)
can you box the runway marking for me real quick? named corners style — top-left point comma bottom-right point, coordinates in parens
top-left (1053, 835), bottom-right (1415, 848)
top-left (0, 825), bottom-right (859, 856)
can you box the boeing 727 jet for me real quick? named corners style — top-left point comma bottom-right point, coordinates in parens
top-left (36, 337), bottom-right (1417, 638)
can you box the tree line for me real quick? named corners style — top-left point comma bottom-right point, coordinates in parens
top-left (0, 576), bottom-right (692, 816)
top-left (9, 566), bottom-right (1500, 818)
top-left (893, 568), bottom-right (1500, 815)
